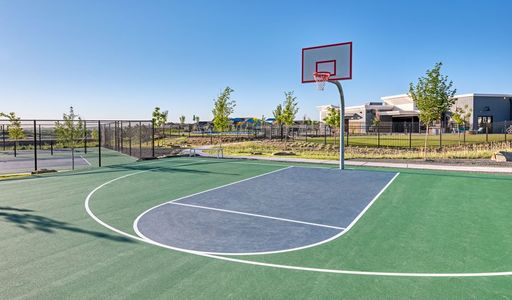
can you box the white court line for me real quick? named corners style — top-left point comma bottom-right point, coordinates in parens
top-left (85, 165), bottom-right (512, 277)
top-left (134, 167), bottom-right (398, 256)
top-left (168, 202), bottom-right (345, 230)
top-left (80, 155), bottom-right (92, 166)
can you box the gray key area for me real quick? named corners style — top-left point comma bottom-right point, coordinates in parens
top-left (136, 167), bottom-right (397, 254)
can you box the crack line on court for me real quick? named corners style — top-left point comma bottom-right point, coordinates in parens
top-left (168, 202), bottom-right (346, 230)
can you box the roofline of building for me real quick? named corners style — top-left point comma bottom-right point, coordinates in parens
top-left (454, 93), bottom-right (512, 98)
top-left (345, 104), bottom-right (365, 110)
top-left (381, 93), bottom-right (512, 100)
top-left (380, 94), bottom-right (409, 100)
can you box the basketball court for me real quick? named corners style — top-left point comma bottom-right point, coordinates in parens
top-left (2, 42), bottom-right (512, 299)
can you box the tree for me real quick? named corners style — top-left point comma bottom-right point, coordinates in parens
top-left (273, 91), bottom-right (299, 142)
top-left (152, 107), bottom-right (168, 146)
top-left (282, 91), bottom-right (299, 127)
top-left (0, 112), bottom-right (25, 157)
top-left (192, 115), bottom-right (200, 131)
top-left (54, 107), bottom-right (84, 170)
top-left (212, 87), bottom-right (235, 133)
top-left (372, 110), bottom-right (381, 127)
top-left (323, 107), bottom-right (340, 128)
top-left (179, 115), bottom-right (186, 136)
top-left (409, 62), bottom-right (456, 159)
top-left (323, 107), bottom-right (340, 145)
top-left (451, 105), bottom-right (472, 144)
top-left (273, 104), bottom-right (284, 139)
top-left (91, 128), bottom-right (99, 141)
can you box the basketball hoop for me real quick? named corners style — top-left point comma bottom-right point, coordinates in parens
top-left (313, 72), bottom-right (331, 91)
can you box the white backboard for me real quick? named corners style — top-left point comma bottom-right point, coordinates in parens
top-left (302, 42), bottom-right (352, 83)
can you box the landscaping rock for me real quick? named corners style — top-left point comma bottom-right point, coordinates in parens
top-left (491, 151), bottom-right (512, 162)
top-left (272, 151), bottom-right (296, 156)
top-left (31, 169), bottom-right (57, 175)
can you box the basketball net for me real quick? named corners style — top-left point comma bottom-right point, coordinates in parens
top-left (313, 72), bottom-right (331, 91)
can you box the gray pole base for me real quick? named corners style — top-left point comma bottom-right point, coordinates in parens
top-left (328, 80), bottom-right (345, 170)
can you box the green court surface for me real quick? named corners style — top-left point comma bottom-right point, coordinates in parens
top-left (1, 157), bottom-right (512, 298)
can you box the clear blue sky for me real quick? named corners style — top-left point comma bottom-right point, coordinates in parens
top-left (0, 0), bottom-right (511, 121)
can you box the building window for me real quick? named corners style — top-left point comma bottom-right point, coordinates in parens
top-left (477, 116), bottom-right (493, 133)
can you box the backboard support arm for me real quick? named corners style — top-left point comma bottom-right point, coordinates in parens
top-left (328, 80), bottom-right (345, 170)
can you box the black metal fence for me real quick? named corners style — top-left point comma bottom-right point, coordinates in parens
top-left (154, 120), bottom-right (512, 149)
top-left (0, 119), bottom-right (155, 175)
top-left (3, 118), bottom-right (511, 175)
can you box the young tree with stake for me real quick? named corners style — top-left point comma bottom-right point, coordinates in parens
top-left (152, 107), bottom-right (168, 146)
top-left (192, 115), bottom-right (200, 132)
top-left (451, 105), bottom-right (472, 144)
top-left (212, 87), bottom-right (236, 145)
top-left (282, 91), bottom-right (299, 143)
top-left (0, 112), bottom-right (25, 157)
top-left (54, 107), bottom-right (84, 170)
top-left (273, 104), bottom-right (284, 139)
top-left (323, 107), bottom-right (340, 145)
top-left (409, 62), bottom-right (456, 159)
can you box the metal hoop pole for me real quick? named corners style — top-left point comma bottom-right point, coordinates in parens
top-left (328, 80), bottom-right (345, 170)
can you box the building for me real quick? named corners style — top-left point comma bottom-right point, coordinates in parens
top-left (318, 93), bottom-right (512, 133)
top-left (452, 93), bottom-right (512, 133)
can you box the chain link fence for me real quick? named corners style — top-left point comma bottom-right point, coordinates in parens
top-left (0, 119), bottom-right (155, 175)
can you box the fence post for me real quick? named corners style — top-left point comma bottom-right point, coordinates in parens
top-left (114, 121), bottom-right (118, 151)
top-left (98, 121), bottom-right (102, 167)
top-left (439, 123), bottom-right (442, 149)
top-left (409, 122), bottom-right (412, 149)
top-left (128, 121), bottom-right (132, 156)
top-left (38, 124), bottom-right (42, 150)
top-left (139, 121), bottom-right (142, 158)
top-left (504, 121), bottom-right (508, 142)
top-left (51, 140), bottom-right (54, 156)
top-left (324, 123), bottom-right (327, 145)
top-left (2, 125), bottom-right (5, 150)
top-left (486, 124), bottom-right (489, 143)
top-left (120, 121), bottom-right (124, 152)
top-left (83, 120), bottom-right (87, 154)
top-left (346, 123), bottom-right (349, 146)
top-left (151, 119), bottom-right (155, 158)
top-left (377, 124), bottom-right (381, 148)
top-left (33, 120), bottom-right (38, 172)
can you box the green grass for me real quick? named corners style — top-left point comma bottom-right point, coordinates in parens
top-left (211, 141), bottom-right (511, 160)
top-left (1, 157), bottom-right (512, 298)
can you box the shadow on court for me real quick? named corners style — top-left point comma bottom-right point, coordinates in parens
top-left (0, 207), bottom-right (134, 243)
